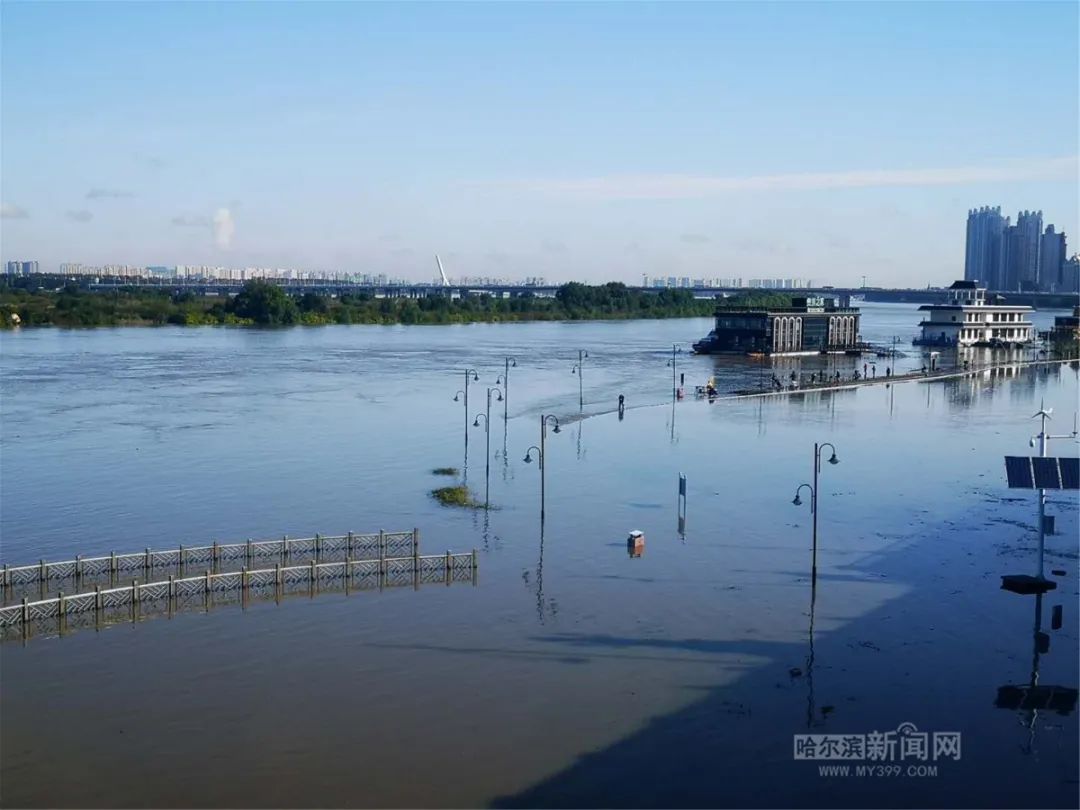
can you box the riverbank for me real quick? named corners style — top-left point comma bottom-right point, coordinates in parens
top-left (0, 279), bottom-right (791, 329)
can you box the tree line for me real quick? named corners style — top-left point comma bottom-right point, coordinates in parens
top-left (0, 278), bottom-right (793, 328)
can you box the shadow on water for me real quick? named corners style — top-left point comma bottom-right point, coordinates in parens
top-left (490, 521), bottom-right (1079, 810)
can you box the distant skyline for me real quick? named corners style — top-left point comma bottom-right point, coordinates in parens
top-left (2, 1), bottom-right (1077, 286)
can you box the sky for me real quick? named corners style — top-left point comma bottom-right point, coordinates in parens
top-left (1, 1), bottom-right (1077, 286)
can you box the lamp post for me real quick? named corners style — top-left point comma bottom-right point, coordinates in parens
top-left (666, 343), bottom-right (687, 399)
top-left (453, 368), bottom-right (480, 470)
top-left (524, 414), bottom-right (561, 519)
top-left (570, 350), bottom-right (588, 409)
top-left (792, 441), bottom-right (840, 587)
top-left (496, 356), bottom-right (517, 432)
top-left (472, 386), bottom-right (503, 508)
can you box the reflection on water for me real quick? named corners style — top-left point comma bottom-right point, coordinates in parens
top-left (0, 306), bottom-right (1077, 808)
top-left (995, 592), bottom-right (1079, 756)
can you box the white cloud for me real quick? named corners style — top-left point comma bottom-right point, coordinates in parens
top-left (497, 156), bottom-right (1078, 200)
top-left (66, 209), bottom-right (94, 222)
top-left (86, 188), bottom-right (134, 199)
top-left (172, 214), bottom-right (211, 227)
top-left (1, 202), bottom-right (29, 219)
top-left (213, 208), bottom-right (235, 249)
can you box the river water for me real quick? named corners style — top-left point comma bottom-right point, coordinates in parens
top-left (1, 303), bottom-right (1077, 808)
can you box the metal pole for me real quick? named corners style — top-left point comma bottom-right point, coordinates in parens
top-left (578, 349), bottom-right (584, 409)
top-left (540, 416), bottom-right (547, 520)
top-left (1036, 415), bottom-right (1047, 579)
top-left (464, 369), bottom-right (470, 469)
top-left (504, 357), bottom-right (511, 435)
top-left (485, 389), bottom-right (492, 508)
top-left (665, 345), bottom-right (673, 399)
top-left (812, 443), bottom-right (819, 583)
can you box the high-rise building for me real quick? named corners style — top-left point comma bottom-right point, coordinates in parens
top-left (5, 260), bottom-right (38, 275)
top-left (1062, 254), bottom-right (1080, 293)
top-left (1001, 210), bottom-right (1043, 291)
top-left (1039, 225), bottom-right (1066, 291)
top-left (964, 206), bottom-right (1007, 288)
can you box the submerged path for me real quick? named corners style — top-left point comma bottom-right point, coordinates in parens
top-left (723, 357), bottom-right (1076, 400)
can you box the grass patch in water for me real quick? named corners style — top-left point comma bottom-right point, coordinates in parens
top-left (431, 467), bottom-right (459, 476)
top-left (431, 485), bottom-right (481, 508)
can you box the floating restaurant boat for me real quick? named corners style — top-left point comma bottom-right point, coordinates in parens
top-left (692, 295), bottom-right (861, 356)
top-left (914, 280), bottom-right (1035, 348)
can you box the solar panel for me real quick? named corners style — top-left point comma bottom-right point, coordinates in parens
top-left (1033, 457), bottom-right (1062, 489)
top-left (1062, 457), bottom-right (1080, 490)
top-left (1005, 456), bottom-right (1080, 490)
top-left (1005, 456), bottom-right (1034, 489)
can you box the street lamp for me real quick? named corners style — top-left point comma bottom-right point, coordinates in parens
top-left (570, 349), bottom-right (588, 409)
top-left (472, 386), bottom-right (503, 508)
top-left (456, 369), bottom-right (479, 469)
top-left (524, 414), bottom-right (561, 519)
top-left (791, 442), bottom-right (840, 586)
top-left (666, 343), bottom-right (687, 399)
top-left (496, 356), bottom-right (517, 432)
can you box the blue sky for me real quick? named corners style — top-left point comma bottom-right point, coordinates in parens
top-left (2, 1), bottom-right (1077, 285)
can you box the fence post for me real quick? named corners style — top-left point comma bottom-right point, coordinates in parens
top-left (445, 550), bottom-right (451, 585)
top-left (315, 533), bottom-right (321, 560)
top-left (76, 555), bottom-right (82, 582)
top-left (132, 579), bottom-right (139, 604)
top-left (472, 548), bottom-right (478, 570)
top-left (413, 527), bottom-right (420, 555)
top-left (205, 569), bottom-right (211, 594)
top-left (95, 585), bottom-right (102, 615)
top-left (310, 559), bottom-right (317, 597)
top-left (110, 551), bottom-right (117, 574)
top-left (58, 592), bottom-right (65, 629)
top-left (275, 563), bottom-right (282, 586)
top-left (242, 567), bottom-right (248, 590)
top-left (347, 531), bottom-right (354, 557)
top-left (246, 539), bottom-right (252, 564)
top-left (179, 544), bottom-right (185, 571)
top-left (414, 541), bottom-right (421, 575)
top-left (168, 574), bottom-right (175, 601)
top-left (2, 563), bottom-right (7, 587)
top-left (212, 541), bottom-right (219, 567)
top-left (379, 529), bottom-right (385, 559)
top-left (39, 559), bottom-right (46, 582)
top-left (21, 596), bottom-right (28, 624)
top-left (145, 547), bottom-right (151, 572)
top-left (283, 535), bottom-right (289, 558)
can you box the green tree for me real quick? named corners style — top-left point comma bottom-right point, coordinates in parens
top-left (227, 280), bottom-right (299, 325)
